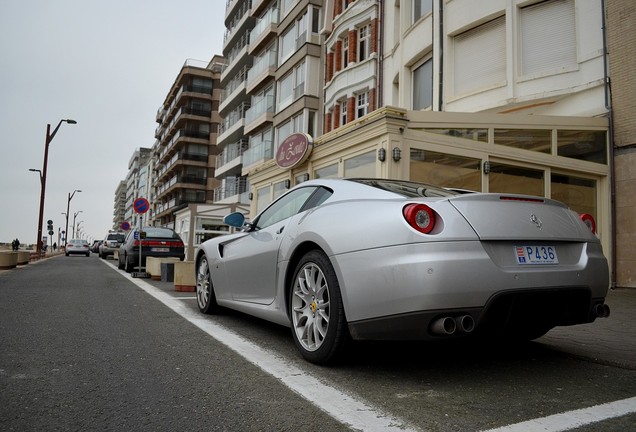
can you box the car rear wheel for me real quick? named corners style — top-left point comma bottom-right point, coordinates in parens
top-left (290, 250), bottom-right (348, 365)
top-left (117, 256), bottom-right (125, 270)
top-left (196, 256), bottom-right (220, 314)
top-left (125, 255), bottom-right (134, 273)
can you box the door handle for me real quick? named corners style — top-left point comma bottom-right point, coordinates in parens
top-left (277, 226), bottom-right (285, 234)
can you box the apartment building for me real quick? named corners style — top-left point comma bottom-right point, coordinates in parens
top-left (124, 147), bottom-right (152, 229)
top-left (112, 180), bottom-right (127, 231)
top-left (151, 57), bottom-right (225, 228)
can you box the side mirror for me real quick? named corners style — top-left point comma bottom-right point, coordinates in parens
top-left (223, 212), bottom-right (246, 228)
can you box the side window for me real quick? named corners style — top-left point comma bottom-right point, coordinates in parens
top-left (255, 187), bottom-right (317, 229)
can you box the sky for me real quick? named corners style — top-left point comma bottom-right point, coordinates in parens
top-left (0, 0), bottom-right (225, 245)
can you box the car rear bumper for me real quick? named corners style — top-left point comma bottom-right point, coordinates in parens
top-left (332, 240), bottom-right (609, 329)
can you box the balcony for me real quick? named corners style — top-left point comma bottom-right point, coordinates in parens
top-left (244, 94), bottom-right (274, 134)
top-left (217, 102), bottom-right (250, 145)
top-left (249, 8), bottom-right (279, 55)
top-left (155, 151), bottom-right (208, 182)
top-left (242, 138), bottom-right (273, 171)
top-left (214, 176), bottom-right (248, 202)
top-left (247, 49), bottom-right (277, 93)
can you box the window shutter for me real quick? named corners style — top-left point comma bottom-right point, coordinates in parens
top-left (453, 16), bottom-right (506, 96)
top-left (520, 0), bottom-right (576, 76)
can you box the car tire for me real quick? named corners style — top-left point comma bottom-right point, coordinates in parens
top-left (65, 253), bottom-right (69, 257)
top-left (125, 255), bottom-right (134, 273)
top-left (196, 256), bottom-right (220, 314)
top-left (86, 253), bottom-right (90, 257)
top-left (289, 250), bottom-right (348, 365)
top-left (118, 256), bottom-right (125, 270)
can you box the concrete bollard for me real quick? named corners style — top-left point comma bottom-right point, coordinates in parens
top-left (17, 251), bottom-right (30, 265)
top-left (174, 261), bottom-right (196, 292)
top-left (146, 257), bottom-right (181, 280)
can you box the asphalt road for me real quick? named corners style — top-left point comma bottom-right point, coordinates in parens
top-left (1, 255), bottom-right (635, 431)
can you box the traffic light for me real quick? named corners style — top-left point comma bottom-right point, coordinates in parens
top-left (47, 219), bottom-right (54, 236)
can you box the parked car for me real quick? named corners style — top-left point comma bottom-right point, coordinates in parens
top-left (99, 232), bottom-right (125, 259)
top-left (194, 178), bottom-right (610, 364)
top-left (118, 227), bottom-right (185, 272)
top-left (65, 239), bottom-right (90, 257)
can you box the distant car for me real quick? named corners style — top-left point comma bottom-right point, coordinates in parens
top-left (118, 227), bottom-right (185, 272)
top-left (195, 178), bottom-right (610, 364)
top-left (99, 232), bottom-right (125, 259)
top-left (65, 239), bottom-right (90, 257)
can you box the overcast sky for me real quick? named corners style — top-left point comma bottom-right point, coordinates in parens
top-left (0, 0), bottom-right (225, 245)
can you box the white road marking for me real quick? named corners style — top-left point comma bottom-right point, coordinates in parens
top-left (481, 396), bottom-right (636, 432)
top-left (106, 262), bottom-right (636, 432)
top-left (107, 262), bottom-right (419, 432)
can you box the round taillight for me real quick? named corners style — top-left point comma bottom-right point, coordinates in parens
top-left (579, 213), bottom-right (596, 234)
top-left (403, 204), bottom-right (435, 234)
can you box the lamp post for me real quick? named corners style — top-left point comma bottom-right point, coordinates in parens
top-left (34, 119), bottom-right (77, 253)
top-left (65, 190), bottom-right (81, 246)
top-left (72, 211), bottom-right (83, 240)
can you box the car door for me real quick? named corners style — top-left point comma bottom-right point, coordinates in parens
top-left (223, 186), bottom-right (319, 305)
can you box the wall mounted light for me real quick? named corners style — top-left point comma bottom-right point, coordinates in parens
top-left (248, 192), bottom-right (253, 200)
top-left (483, 160), bottom-right (491, 175)
top-left (392, 147), bottom-right (402, 162)
top-left (284, 179), bottom-right (291, 189)
top-left (378, 148), bottom-right (386, 162)
top-left (302, 173), bottom-right (310, 182)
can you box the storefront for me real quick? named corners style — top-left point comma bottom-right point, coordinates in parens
top-left (245, 107), bottom-right (610, 256)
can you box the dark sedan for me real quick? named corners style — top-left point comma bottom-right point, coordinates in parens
top-left (118, 227), bottom-right (185, 272)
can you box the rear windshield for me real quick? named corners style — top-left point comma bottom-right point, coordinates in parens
top-left (348, 178), bottom-right (460, 198)
top-left (107, 234), bottom-right (125, 241)
top-left (143, 228), bottom-right (179, 239)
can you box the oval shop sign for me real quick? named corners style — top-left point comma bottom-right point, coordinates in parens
top-left (276, 133), bottom-right (313, 169)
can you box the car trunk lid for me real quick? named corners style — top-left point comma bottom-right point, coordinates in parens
top-left (448, 193), bottom-right (592, 242)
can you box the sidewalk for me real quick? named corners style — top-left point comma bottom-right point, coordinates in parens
top-left (538, 287), bottom-right (636, 370)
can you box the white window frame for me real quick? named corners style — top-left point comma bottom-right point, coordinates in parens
top-left (340, 100), bottom-right (348, 126)
top-left (413, 56), bottom-right (433, 110)
top-left (356, 92), bottom-right (369, 118)
top-left (358, 24), bottom-right (370, 61)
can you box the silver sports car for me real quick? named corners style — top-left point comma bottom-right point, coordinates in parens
top-left (195, 178), bottom-right (610, 364)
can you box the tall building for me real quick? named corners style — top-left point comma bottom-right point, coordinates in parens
top-left (112, 180), bottom-right (127, 231)
top-left (124, 147), bottom-right (152, 229)
top-left (151, 57), bottom-right (225, 228)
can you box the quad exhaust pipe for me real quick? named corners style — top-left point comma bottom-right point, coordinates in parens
top-left (431, 315), bottom-right (475, 335)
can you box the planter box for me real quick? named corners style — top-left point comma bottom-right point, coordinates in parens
top-left (174, 261), bottom-right (196, 292)
top-left (0, 251), bottom-right (18, 270)
top-left (17, 251), bottom-right (30, 265)
top-left (146, 257), bottom-right (181, 280)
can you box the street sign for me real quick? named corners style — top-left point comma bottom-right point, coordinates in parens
top-left (121, 221), bottom-right (131, 231)
top-left (133, 197), bottom-right (150, 214)
top-left (134, 231), bottom-right (139, 240)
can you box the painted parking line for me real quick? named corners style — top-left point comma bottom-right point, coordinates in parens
top-left (481, 396), bottom-right (636, 432)
top-left (107, 261), bottom-right (636, 432)
top-left (106, 261), bottom-right (419, 432)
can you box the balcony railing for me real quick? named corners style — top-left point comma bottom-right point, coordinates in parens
top-left (243, 139), bottom-right (273, 167)
top-left (250, 7), bottom-right (279, 43)
top-left (247, 50), bottom-right (277, 86)
top-left (245, 94), bottom-right (274, 124)
top-left (218, 102), bottom-right (251, 135)
top-left (214, 177), bottom-right (248, 201)
top-left (217, 138), bottom-right (249, 167)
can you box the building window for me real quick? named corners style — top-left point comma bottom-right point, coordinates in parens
top-left (520, 0), bottom-right (576, 76)
top-left (344, 151), bottom-right (375, 177)
top-left (357, 92), bottom-right (369, 118)
top-left (410, 149), bottom-right (482, 192)
top-left (315, 163), bottom-right (338, 179)
top-left (340, 100), bottom-right (347, 126)
top-left (277, 72), bottom-right (293, 111)
top-left (358, 25), bottom-right (370, 61)
top-left (311, 6), bottom-right (321, 33)
top-left (557, 130), bottom-right (607, 164)
top-left (280, 26), bottom-right (295, 64)
top-left (342, 35), bottom-right (349, 69)
top-left (413, 57), bottom-right (433, 110)
top-left (551, 174), bottom-right (597, 221)
top-left (256, 185), bottom-right (272, 214)
top-left (453, 16), bottom-right (506, 96)
top-left (413, 0), bottom-right (432, 23)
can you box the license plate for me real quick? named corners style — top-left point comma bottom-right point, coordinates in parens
top-left (151, 247), bottom-right (169, 252)
top-left (515, 245), bottom-right (558, 265)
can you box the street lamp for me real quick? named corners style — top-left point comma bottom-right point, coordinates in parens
top-left (72, 211), bottom-right (83, 239)
top-left (65, 189), bottom-right (81, 246)
top-left (34, 119), bottom-right (77, 254)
